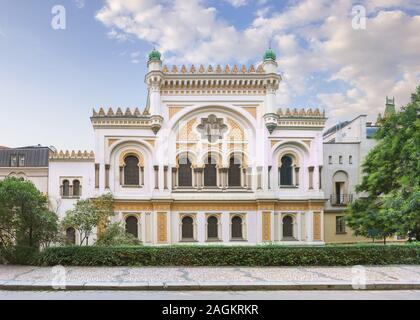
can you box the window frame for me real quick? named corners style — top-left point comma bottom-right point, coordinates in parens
top-left (180, 215), bottom-right (196, 242)
top-left (279, 155), bottom-right (295, 187)
top-left (335, 216), bottom-right (347, 234)
top-left (206, 215), bottom-right (220, 241)
top-left (230, 214), bottom-right (246, 241)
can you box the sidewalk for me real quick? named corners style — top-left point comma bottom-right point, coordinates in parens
top-left (1, 265), bottom-right (420, 291)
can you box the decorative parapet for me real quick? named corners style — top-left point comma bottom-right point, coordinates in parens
top-left (90, 107), bottom-right (153, 128)
top-left (277, 108), bottom-right (326, 119)
top-left (267, 108), bottom-right (327, 131)
top-left (49, 150), bottom-right (95, 161)
top-left (162, 64), bottom-right (263, 75)
top-left (92, 107), bottom-right (149, 118)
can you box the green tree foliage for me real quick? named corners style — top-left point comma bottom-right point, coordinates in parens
top-left (347, 87), bottom-right (420, 243)
top-left (62, 193), bottom-right (114, 245)
top-left (95, 222), bottom-right (141, 246)
top-left (0, 177), bottom-right (59, 253)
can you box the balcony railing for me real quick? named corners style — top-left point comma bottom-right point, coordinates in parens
top-left (330, 194), bottom-right (353, 206)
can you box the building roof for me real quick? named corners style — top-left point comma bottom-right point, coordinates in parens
top-left (0, 145), bottom-right (51, 167)
top-left (323, 121), bottom-right (351, 137)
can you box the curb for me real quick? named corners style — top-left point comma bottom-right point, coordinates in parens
top-left (1, 281), bottom-right (420, 291)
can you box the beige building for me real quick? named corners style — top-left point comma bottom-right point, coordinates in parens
top-left (0, 145), bottom-right (51, 194)
top-left (322, 98), bottom-right (397, 243)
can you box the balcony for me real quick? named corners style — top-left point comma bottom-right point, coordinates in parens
top-left (330, 194), bottom-right (353, 206)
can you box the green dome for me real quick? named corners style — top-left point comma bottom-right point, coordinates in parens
top-left (263, 48), bottom-right (276, 61)
top-left (148, 48), bottom-right (161, 61)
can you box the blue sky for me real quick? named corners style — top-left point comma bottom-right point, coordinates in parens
top-left (0, 0), bottom-right (419, 150)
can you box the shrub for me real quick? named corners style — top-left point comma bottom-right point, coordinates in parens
top-left (0, 245), bottom-right (39, 265)
top-left (37, 244), bottom-right (420, 267)
top-left (95, 223), bottom-right (141, 247)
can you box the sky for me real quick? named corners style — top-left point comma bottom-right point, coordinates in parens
top-left (0, 0), bottom-right (419, 150)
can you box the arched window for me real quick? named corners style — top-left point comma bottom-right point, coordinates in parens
top-left (178, 157), bottom-right (192, 187)
top-left (66, 227), bottom-right (76, 244)
top-left (124, 155), bottom-right (139, 186)
top-left (282, 216), bottom-right (294, 239)
top-left (204, 156), bottom-right (217, 187)
top-left (182, 216), bottom-right (194, 240)
top-left (228, 156), bottom-right (241, 187)
top-left (62, 180), bottom-right (70, 197)
top-left (207, 216), bottom-right (218, 239)
top-left (73, 179), bottom-right (80, 197)
top-left (231, 216), bottom-right (243, 239)
top-left (279, 155), bottom-right (293, 186)
top-left (125, 216), bottom-right (139, 238)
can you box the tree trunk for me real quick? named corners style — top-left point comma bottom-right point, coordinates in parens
top-left (383, 236), bottom-right (387, 245)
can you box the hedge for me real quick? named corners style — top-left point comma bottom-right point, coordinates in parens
top-left (35, 244), bottom-right (420, 266)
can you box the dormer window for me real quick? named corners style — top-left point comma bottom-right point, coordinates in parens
top-left (18, 155), bottom-right (25, 167)
top-left (10, 155), bottom-right (18, 167)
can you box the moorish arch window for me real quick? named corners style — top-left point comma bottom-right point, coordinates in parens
top-left (62, 180), bottom-right (70, 197)
top-left (282, 216), bottom-right (294, 239)
top-left (125, 216), bottom-right (139, 238)
top-left (228, 156), bottom-right (241, 187)
top-left (66, 227), bottom-right (76, 245)
top-left (181, 216), bottom-right (194, 240)
top-left (231, 215), bottom-right (243, 239)
top-left (178, 156), bottom-right (193, 187)
top-left (207, 216), bottom-right (219, 240)
top-left (279, 155), bottom-right (293, 186)
top-left (204, 156), bottom-right (217, 187)
top-left (72, 179), bottom-right (80, 197)
top-left (123, 155), bottom-right (141, 186)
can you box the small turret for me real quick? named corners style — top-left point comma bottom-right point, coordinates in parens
top-left (384, 96), bottom-right (396, 117)
top-left (148, 48), bottom-right (161, 61)
top-left (262, 47), bottom-right (278, 74)
top-left (263, 48), bottom-right (277, 61)
top-left (147, 48), bottom-right (162, 72)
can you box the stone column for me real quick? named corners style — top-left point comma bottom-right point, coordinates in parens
top-left (172, 167), bottom-right (177, 189)
top-left (105, 164), bottom-right (110, 189)
top-left (163, 166), bottom-right (168, 189)
top-left (154, 166), bottom-right (159, 189)
top-left (294, 167), bottom-right (300, 187)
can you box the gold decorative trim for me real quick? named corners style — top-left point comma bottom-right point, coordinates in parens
top-left (313, 211), bottom-right (322, 241)
top-left (115, 202), bottom-right (153, 211)
top-left (271, 140), bottom-right (281, 148)
top-left (114, 200), bottom-right (325, 212)
top-left (145, 139), bottom-right (155, 147)
top-left (157, 212), bottom-right (168, 243)
top-left (168, 107), bottom-right (183, 119)
top-left (119, 149), bottom-right (144, 167)
top-left (262, 211), bottom-right (271, 241)
top-left (108, 139), bottom-right (119, 147)
top-left (242, 107), bottom-right (257, 119)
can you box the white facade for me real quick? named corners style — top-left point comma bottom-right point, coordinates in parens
top-left (49, 50), bottom-right (327, 245)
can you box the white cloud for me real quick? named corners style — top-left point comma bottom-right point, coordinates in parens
top-left (96, 0), bottom-right (420, 124)
top-left (224, 0), bottom-right (248, 7)
top-left (74, 0), bottom-right (85, 9)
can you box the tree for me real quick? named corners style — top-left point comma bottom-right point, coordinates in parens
top-left (0, 177), bottom-right (59, 251)
top-left (346, 86), bottom-right (420, 243)
top-left (62, 193), bottom-right (114, 245)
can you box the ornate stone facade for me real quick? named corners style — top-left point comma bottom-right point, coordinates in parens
top-left (49, 49), bottom-right (327, 245)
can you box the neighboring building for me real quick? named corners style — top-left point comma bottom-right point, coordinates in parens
top-left (322, 98), bottom-right (396, 243)
top-left (0, 145), bottom-right (51, 194)
top-left (49, 49), bottom-right (328, 245)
